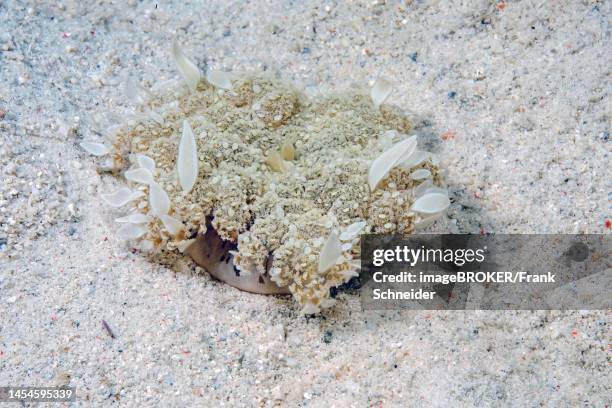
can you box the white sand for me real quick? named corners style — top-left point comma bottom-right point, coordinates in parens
top-left (1, 1), bottom-right (609, 406)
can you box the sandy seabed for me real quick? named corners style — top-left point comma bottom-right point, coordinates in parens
top-left (0, 1), bottom-right (609, 406)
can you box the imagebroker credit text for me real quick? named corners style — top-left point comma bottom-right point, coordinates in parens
top-left (373, 271), bottom-right (556, 284)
